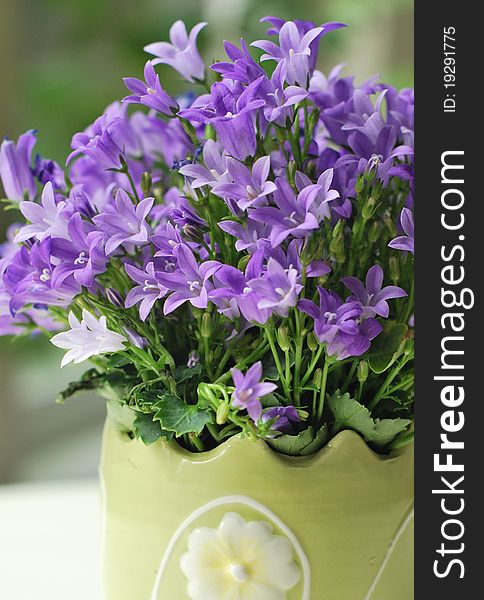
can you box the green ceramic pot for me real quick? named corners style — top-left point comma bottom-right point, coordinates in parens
top-left (100, 418), bottom-right (413, 600)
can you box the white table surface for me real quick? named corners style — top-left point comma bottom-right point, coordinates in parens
top-left (0, 480), bottom-right (103, 600)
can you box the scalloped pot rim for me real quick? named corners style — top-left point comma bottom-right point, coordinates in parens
top-left (112, 422), bottom-right (411, 466)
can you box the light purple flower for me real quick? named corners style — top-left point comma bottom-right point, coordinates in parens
top-left (156, 244), bottom-right (220, 314)
top-left (32, 155), bottom-right (66, 190)
top-left (389, 208), bottom-right (414, 254)
top-left (299, 288), bottom-right (381, 360)
top-left (0, 130), bottom-right (37, 202)
top-left (252, 20), bottom-right (344, 86)
top-left (249, 178), bottom-right (321, 246)
top-left (231, 361), bottom-right (277, 421)
top-left (144, 21), bottom-right (207, 83)
top-left (262, 405), bottom-right (301, 433)
top-left (125, 262), bottom-right (168, 321)
top-left (211, 38), bottom-right (266, 84)
top-left (50, 213), bottom-right (107, 289)
top-left (179, 78), bottom-right (265, 161)
top-left (123, 61), bottom-right (178, 116)
top-left (212, 156), bottom-right (277, 210)
top-left (263, 62), bottom-right (308, 126)
top-left (247, 258), bottom-right (302, 317)
top-left (14, 182), bottom-right (71, 243)
top-left (261, 16), bottom-right (346, 72)
top-left (296, 168), bottom-right (340, 221)
top-left (179, 140), bottom-right (229, 189)
top-left (218, 219), bottom-right (270, 253)
top-left (209, 265), bottom-right (247, 320)
top-left (93, 189), bottom-right (154, 255)
top-left (341, 265), bottom-right (407, 319)
top-left (67, 103), bottom-right (140, 170)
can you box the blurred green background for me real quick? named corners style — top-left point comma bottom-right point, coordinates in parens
top-left (0, 0), bottom-right (413, 483)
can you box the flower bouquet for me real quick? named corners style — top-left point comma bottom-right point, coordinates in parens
top-left (0, 15), bottom-right (414, 600)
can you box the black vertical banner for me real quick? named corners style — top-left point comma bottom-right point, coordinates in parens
top-left (415, 1), bottom-right (483, 598)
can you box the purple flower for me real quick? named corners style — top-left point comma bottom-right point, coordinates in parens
top-left (231, 361), bottom-right (277, 421)
top-left (179, 140), bottom-right (229, 189)
top-left (50, 213), bottom-right (107, 289)
top-left (144, 21), bottom-right (207, 83)
top-left (125, 262), bottom-right (168, 321)
top-left (67, 102), bottom-right (140, 170)
top-left (249, 178), bottom-right (321, 246)
top-left (296, 168), bottom-right (340, 221)
top-left (14, 182), bottom-right (71, 243)
top-left (261, 16), bottom-right (346, 72)
top-left (93, 189), bottom-right (154, 255)
top-left (341, 265), bottom-right (407, 319)
top-left (32, 155), bottom-right (66, 190)
top-left (218, 219), bottom-right (270, 253)
top-left (156, 244), bottom-right (220, 314)
top-left (123, 62), bottom-right (178, 116)
top-left (0, 130), bottom-right (37, 202)
top-left (209, 264), bottom-right (247, 320)
top-left (389, 208), bottom-right (414, 254)
top-left (247, 258), bottom-right (302, 317)
top-left (212, 156), bottom-right (277, 210)
top-left (211, 38), bottom-right (266, 84)
top-left (252, 20), bottom-right (345, 86)
top-left (299, 288), bottom-right (381, 360)
top-left (263, 62), bottom-right (308, 126)
top-left (5, 240), bottom-right (81, 316)
top-left (179, 78), bottom-right (265, 161)
top-left (262, 405), bottom-right (301, 433)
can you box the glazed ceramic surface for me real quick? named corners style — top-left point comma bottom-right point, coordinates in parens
top-left (100, 419), bottom-right (413, 600)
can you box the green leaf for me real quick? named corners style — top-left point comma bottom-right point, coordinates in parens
top-left (368, 321), bottom-right (407, 374)
top-left (328, 390), bottom-right (411, 448)
top-left (328, 390), bottom-right (375, 438)
top-left (133, 412), bottom-right (173, 445)
top-left (153, 394), bottom-right (213, 436)
top-left (267, 425), bottom-right (329, 456)
top-left (367, 418), bottom-right (412, 447)
top-left (174, 363), bottom-right (203, 383)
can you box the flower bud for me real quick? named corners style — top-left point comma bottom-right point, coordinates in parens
top-left (355, 174), bottom-right (365, 194)
top-left (106, 288), bottom-right (124, 308)
top-left (216, 403), bottom-right (229, 425)
top-left (308, 107), bottom-right (321, 131)
top-left (276, 326), bottom-right (291, 352)
top-left (357, 360), bottom-right (369, 384)
top-left (389, 256), bottom-right (400, 284)
top-left (307, 332), bottom-right (319, 352)
top-left (362, 196), bottom-right (377, 220)
top-left (286, 161), bottom-right (297, 187)
top-left (237, 254), bottom-right (251, 272)
top-left (205, 124), bottom-right (216, 141)
top-left (368, 221), bottom-right (382, 243)
top-left (201, 312), bottom-right (212, 338)
top-left (313, 368), bottom-right (322, 388)
top-left (330, 221), bottom-right (346, 265)
top-left (140, 172), bottom-right (152, 197)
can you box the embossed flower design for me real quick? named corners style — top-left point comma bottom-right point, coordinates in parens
top-left (180, 512), bottom-right (301, 600)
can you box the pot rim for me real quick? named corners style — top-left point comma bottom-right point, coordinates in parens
top-left (108, 416), bottom-right (413, 467)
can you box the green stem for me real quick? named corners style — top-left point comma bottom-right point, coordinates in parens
top-left (341, 361), bottom-right (358, 393)
top-left (300, 345), bottom-right (324, 387)
top-left (214, 341), bottom-right (270, 384)
top-left (316, 358), bottom-right (330, 428)
top-left (368, 356), bottom-right (412, 411)
top-left (265, 328), bottom-right (291, 401)
top-left (293, 312), bottom-right (304, 405)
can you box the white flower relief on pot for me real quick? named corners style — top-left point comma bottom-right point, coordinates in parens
top-left (180, 512), bottom-right (301, 600)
